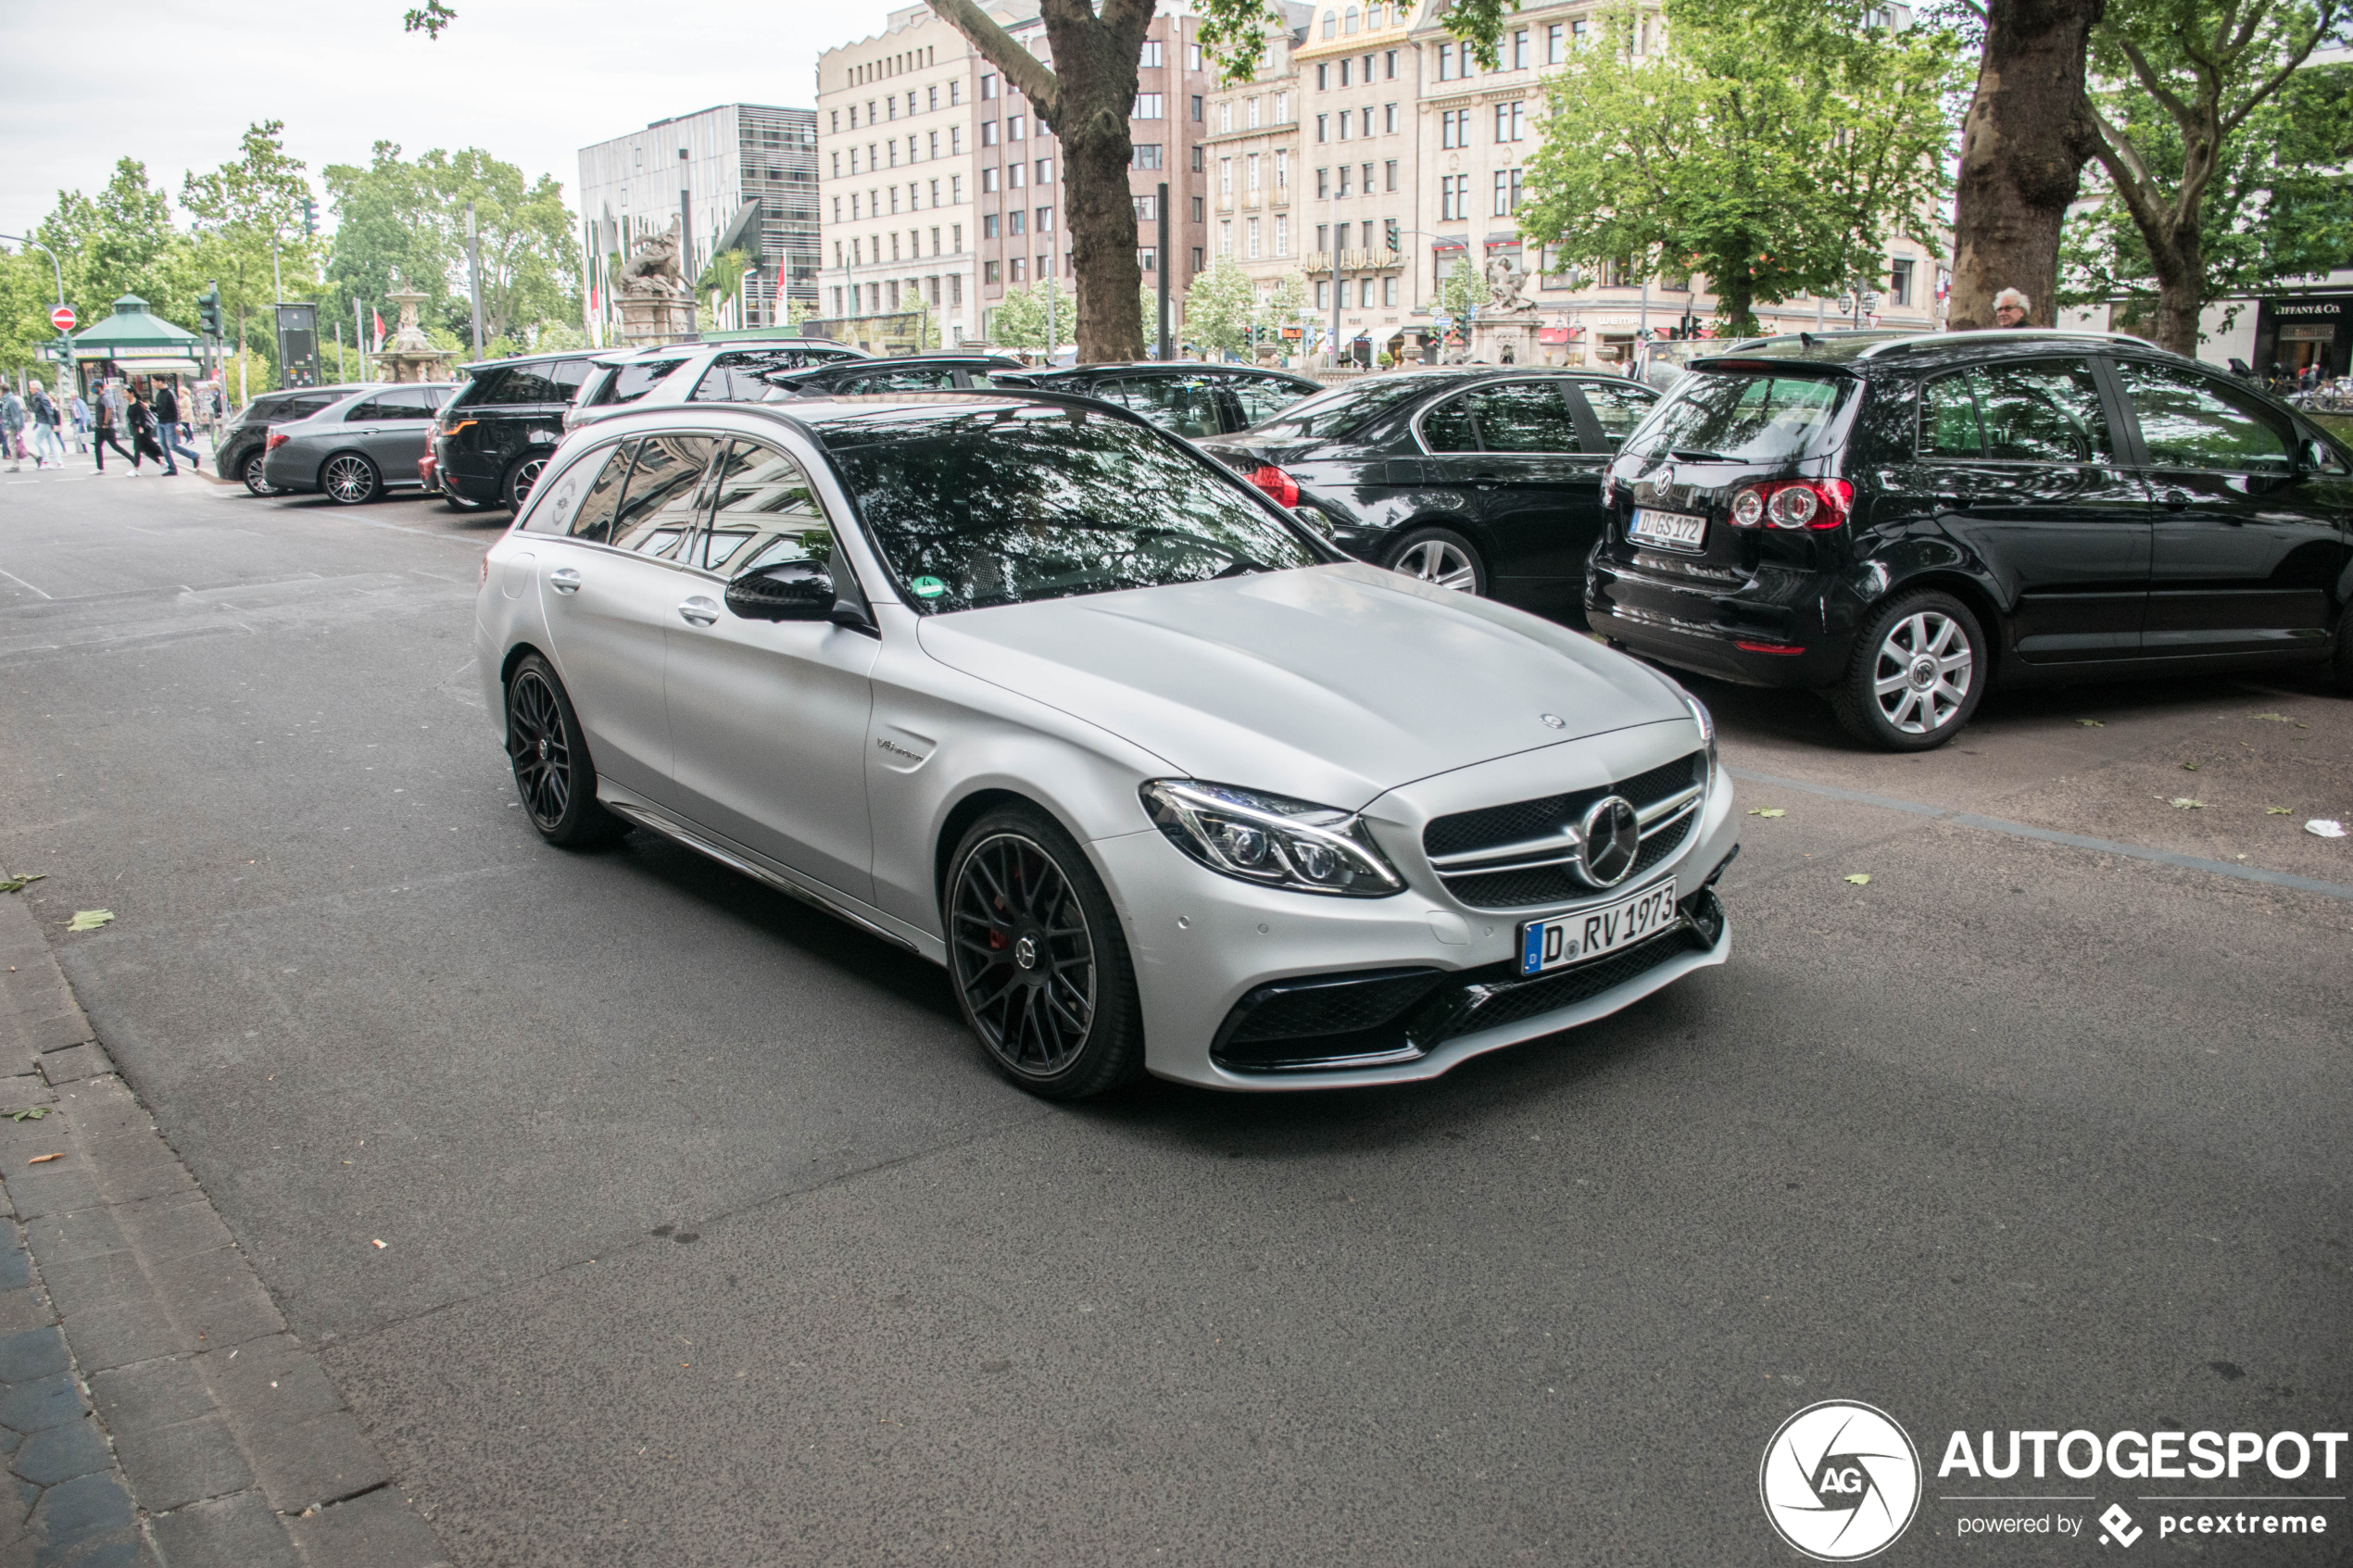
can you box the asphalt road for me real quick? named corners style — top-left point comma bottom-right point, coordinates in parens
top-left (2, 463), bottom-right (2347, 1566)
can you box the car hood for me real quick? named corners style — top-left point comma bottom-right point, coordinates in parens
top-left (915, 561), bottom-right (1685, 809)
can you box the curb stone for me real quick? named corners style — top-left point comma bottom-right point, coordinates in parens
top-left (0, 894), bottom-right (450, 1567)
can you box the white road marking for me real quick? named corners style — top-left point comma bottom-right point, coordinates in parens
top-left (0, 568), bottom-right (53, 599)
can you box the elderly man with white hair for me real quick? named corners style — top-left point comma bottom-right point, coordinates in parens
top-left (1993, 288), bottom-right (2032, 328)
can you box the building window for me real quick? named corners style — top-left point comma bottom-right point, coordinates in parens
top-left (985, 259), bottom-right (1000, 284)
top-left (1316, 280), bottom-right (1330, 309)
top-left (1344, 5), bottom-right (1360, 33)
top-left (1275, 91), bottom-right (1290, 121)
top-left (1316, 167), bottom-right (1329, 198)
top-left (1039, 206), bottom-right (1054, 232)
top-left (1247, 154), bottom-right (1261, 192)
top-left (950, 176), bottom-right (963, 203)
top-left (1316, 63), bottom-right (1329, 90)
top-left (1010, 162), bottom-right (1026, 188)
top-left (1891, 257), bottom-right (1914, 306)
top-left (1140, 38), bottom-right (1164, 68)
top-left (1011, 257), bottom-right (1026, 282)
top-left (952, 222), bottom-right (963, 248)
top-left (1188, 42), bottom-right (1202, 70)
top-left (931, 225), bottom-right (942, 255)
top-left (1135, 94), bottom-right (1164, 119)
top-left (1191, 94), bottom-right (1203, 120)
top-left (1492, 169), bottom-right (1522, 215)
top-left (1383, 275), bottom-right (1399, 307)
top-left (1191, 245), bottom-right (1203, 271)
top-left (890, 186), bottom-right (902, 213)
top-left (1139, 246), bottom-right (1157, 271)
top-left (1573, 18), bottom-right (1590, 45)
top-left (1134, 194), bottom-right (1159, 220)
top-left (1276, 151), bottom-right (1290, 189)
top-left (1246, 217), bottom-right (1262, 257)
top-left (1191, 144), bottom-right (1203, 171)
top-left (1514, 28), bottom-right (1529, 68)
top-left (1495, 101), bottom-right (1525, 142)
top-left (832, 195), bottom-right (842, 222)
top-left (831, 284), bottom-right (843, 314)
top-left (982, 167), bottom-right (999, 192)
top-left (1322, 9), bottom-right (1336, 39)
top-left (1384, 102), bottom-right (1398, 133)
top-left (1191, 194), bottom-right (1202, 221)
top-left (831, 110), bottom-right (840, 132)
top-left (1009, 114), bottom-right (1025, 140)
top-left (1383, 159), bottom-right (1398, 193)
top-left (950, 126), bottom-right (963, 154)
top-left (1219, 220), bottom-right (1233, 255)
top-left (1438, 42), bottom-right (1453, 80)
top-left (950, 272), bottom-right (962, 304)
top-left (983, 213), bottom-right (999, 239)
top-left (1222, 157), bottom-right (1236, 195)
top-left (981, 73), bottom-right (998, 99)
top-left (1220, 102), bottom-right (1234, 132)
top-left (1340, 58), bottom-right (1353, 86)
top-left (1439, 174), bottom-right (1467, 221)
top-left (950, 79), bottom-right (963, 105)
top-left (1441, 108), bottom-right (1468, 149)
top-left (1386, 48), bottom-right (1398, 77)
top-left (1133, 143), bottom-right (1164, 169)
top-left (1337, 164), bottom-right (1352, 196)
top-left (1038, 157), bottom-right (1052, 183)
top-left (982, 120), bottom-right (999, 146)
top-left (1009, 209), bottom-right (1026, 235)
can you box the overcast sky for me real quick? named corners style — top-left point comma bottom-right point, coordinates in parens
top-left (0, 0), bottom-right (908, 239)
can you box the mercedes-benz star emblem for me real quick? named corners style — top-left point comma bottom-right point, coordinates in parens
top-left (1013, 935), bottom-right (1038, 971)
top-left (1574, 795), bottom-right (1642, 888)
top-left (1540, 712), bottom-right (1567, 730)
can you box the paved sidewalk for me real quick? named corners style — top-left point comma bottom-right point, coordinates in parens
top-left (0, 893), bottom-right (447, 1567)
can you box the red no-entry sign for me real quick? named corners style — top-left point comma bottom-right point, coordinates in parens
top-left (50, 305), bottom-right (75, 332)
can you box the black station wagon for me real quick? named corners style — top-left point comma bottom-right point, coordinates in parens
top-left (1586, 331), bottom-right (2353, 749)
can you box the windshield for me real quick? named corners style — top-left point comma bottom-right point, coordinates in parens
top-left (825, 404), bottom-right (1324, 614)
top-left (1241, 374), bottom-right (1435, 440)
top-left (1623, 370), bottom-right (1853, 463)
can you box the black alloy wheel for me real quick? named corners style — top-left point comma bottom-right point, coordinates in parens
top-left (946, 808), bottom-right (1144, 1098)
top-left (1828, 590), bottom-right (1987, 752)
top-left (503, 654), bottom-right (629, 847)
top-left (504, 455), bottom-right (548, 511)
top-left (241, 451), bottom-right (280, 496)
top-left (321, 453), bottom-right (380, 506)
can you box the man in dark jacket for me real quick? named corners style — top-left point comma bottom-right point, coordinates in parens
top-left (153, 382), bottom-right (202, 475)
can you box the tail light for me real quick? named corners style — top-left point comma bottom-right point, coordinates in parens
top-left (1247, 464), bottom-right (1301, 508)
top-left (1728, 479), bottom-right (1851, 530)
top-left (264, 431), bottom-right (289, 452)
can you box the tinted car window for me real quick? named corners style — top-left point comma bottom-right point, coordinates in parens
top-left (1625, 370), bottom-right (1851, 463)
top-left (344, 397), bottom-right (384, 422)
top-left (524, 441), bottom-right (631, 541)
top-left (839, 367), bottom-right (965, 394)
top-left (698, 439), bottom-right (833, 573)
top-left (604, 358), bottom-right (687, 405)
top-left (378, 387), bottom-right (447, 418)
top-left (1103, 376), bottom-right (1222, 438)
top-left (1469, 382), bottom-right (1577, 453)
top-left (610, 435), bottom-right (718, 556)
top-left (1226, 374), bottom-right (1314, 427)
top-left (1576, 380), bottom-right (1656, 448)
top-left (826, 405), bottom-right (1323, 613)
top-left (271, 393), bottom-right (339, 422)
top-left (1977, 359), bottom-right (2111, 462)
top-left (1920, 371), bottom-right (1984, 458)
top-left (1420, 393), bottom-right (1478, 452)
top-left (1247, 375), bottom-right (1435, 440)
top-left (2116, 360), bottom-right (2292, 472)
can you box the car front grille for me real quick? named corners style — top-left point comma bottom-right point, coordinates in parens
top-left (1421, 752), bottom-right (1705, 910)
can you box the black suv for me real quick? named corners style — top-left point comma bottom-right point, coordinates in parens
top-left (1002, 363), bottom-right (1322, 440)
top-left (434, 352), bottom-right (598, 510)
top-left (1587, 331), bottom-right (2353, 749)
top-left (761, 352), bottom-right (1021, 397)
top-left (1197, 368), bottom-right (1662, 611)
top-left (223, 383), bottom-right (379, 495)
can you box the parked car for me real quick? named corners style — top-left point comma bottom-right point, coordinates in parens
top-left (222, 383), bottom-right (381, 496)
top-left (434, 352), bottom-right (600, 512)
top-left (257, 383), bottom-right (455, 504)
top-left (1586, 330), bottom-right (2353, 751)
top-left (567, 339), bottom-right (873, 430)
top-left (761, 352), bottom-right (1022, 397)
top-left (1196, 368), bottom-right (1663, 613)
top-left (994, 362), bottom-right (1322, 440)
top-left (475, 390), bottom-right (1735, 1098)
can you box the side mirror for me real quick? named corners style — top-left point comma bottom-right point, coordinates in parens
top-left (725, 560), bottom-right (835, 621)
top-left (2300, 436), bottom-right (2347, 476)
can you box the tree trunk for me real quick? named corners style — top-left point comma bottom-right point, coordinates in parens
top-left (928, 0), bottom-right (1151, 364)
top-left (1948, 0), bottom-right (2105, 331)
top-left (1717, 268), bottom-right (1757, 340)
top-left (2147, 226), bottom-right (2204, 356)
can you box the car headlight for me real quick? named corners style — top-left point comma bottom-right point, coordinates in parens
top-left (1140, 780), bottom-right (1404, 897)
top-left (1679, 691), bottom-right (1718, 767)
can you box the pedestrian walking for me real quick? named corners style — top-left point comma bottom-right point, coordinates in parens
top-left (91, 385), bottom-right (133, 472)
top-left (153, 381), bottom-right (201, 474)
top-left (27, 381), bottom-right (66, 468)
top-left (0, 386), bottom-right (25, 472)
top-left (68, 388), bottom-right (89, 455)
top-left (1992, 288), bottom-right (2032, 330)
top-left (124, 384), bottom-right (167, 474)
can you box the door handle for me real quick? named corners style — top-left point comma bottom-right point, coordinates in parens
top-left (2162, 489), bottom-right (2191, 510)
top-left (548, 567), bottom-right (582, 595)
top-left (1472, 471), bottom-right (1500, 488)
top-left (676, 596), bottom-right (720, 626)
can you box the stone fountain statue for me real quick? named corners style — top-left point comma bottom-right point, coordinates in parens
top-left (1469, 253), bottom-right (1543, 365)
top-left (371, 278), bottom-right (458, 383)
top-left (616, 219), bottom-right (695, 345)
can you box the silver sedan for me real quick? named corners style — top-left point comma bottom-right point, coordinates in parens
top-left (260, 383), bottom-right (454, 504)
top-left (473, 392), bottom-right (1736, 1097)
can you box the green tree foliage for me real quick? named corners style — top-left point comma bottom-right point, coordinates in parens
top-left (36, 160), bottom-right (195, 326)
top-left (182, 121), bottom-right (324, 372)
top-left (322, 144), bottom-right (580, 355)
top-left (1185, 257), bottom-right (1258, 356)
top-left (2064, 0), bottom-right (2353, 354)
top-left (1519, 0), bottom-right (1958, 336)
top-left (1438, 257), bottom-right (1481, 327)
top-left (990, 284), bottom-right (1051, 349)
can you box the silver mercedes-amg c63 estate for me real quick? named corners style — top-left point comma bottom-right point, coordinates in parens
top-left (474, 390), bottom-right (1737, 1098)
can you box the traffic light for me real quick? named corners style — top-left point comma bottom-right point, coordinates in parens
top-left (197, 286), bottom-right (223, 338)
top-left (302, 195), bottom-right (318, 237)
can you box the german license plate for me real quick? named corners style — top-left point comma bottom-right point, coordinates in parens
top-left (1630, 508), bottom-right (1707, 550)
top-left (1517, 879), bottom-right (1679, 977)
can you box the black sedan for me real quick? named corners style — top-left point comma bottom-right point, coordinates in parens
top-left (1196, 369), bottom-right (1662, 613)
top-left (998, 363), bottom-right (1321, 441)
top-left (761, 353), bottom-right (1022, 397)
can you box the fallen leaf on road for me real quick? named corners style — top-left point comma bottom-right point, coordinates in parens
top-left (0, 872), bottom-right (44, 894)
top-left (65, 909), bottom-right (114, 932)
top-left (8, 1108), bottom-right (50, 1122)
top-left (2308, 820), bottom-right (2347, 839)
top-left (2266, 807), bottom-right (2293, 815)
top-left (371, 1238), bottom-right (386, 1249)
top-left (2169, 797), bottom-right (2204, 809)
top-left (26, 1154), bottom-right (63, 1165)
top-left (1748, 808), bottom-right (1786, 818)
top-left (1843, 873), bottom-right (1870, 885)
top-left (2180, 762), bottom-right (2199, 771)
top-left (2076, 719), bottom-right (2105, 727)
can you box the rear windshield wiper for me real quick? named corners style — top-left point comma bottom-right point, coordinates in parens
top-left (1668, 448), bottom-right (1731, 461)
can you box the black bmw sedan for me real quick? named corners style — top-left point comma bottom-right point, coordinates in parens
top-left (1000, 362), bottom-right (1322, 442)
top-left (1196, 368), bottom-right (1663, 613)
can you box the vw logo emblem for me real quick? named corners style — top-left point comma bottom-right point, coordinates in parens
top-left (1574, 795), bottom-right (1642, 888)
